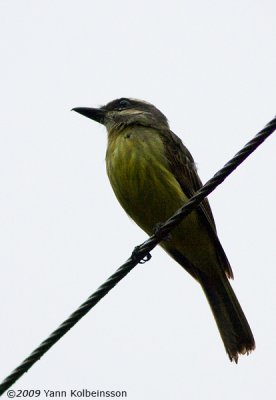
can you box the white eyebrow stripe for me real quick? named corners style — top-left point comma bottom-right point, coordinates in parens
top-left (119, 109), bottom-right (145, 115)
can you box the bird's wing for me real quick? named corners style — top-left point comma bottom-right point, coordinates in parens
top-left (161, 129), bottom-right (233, 279)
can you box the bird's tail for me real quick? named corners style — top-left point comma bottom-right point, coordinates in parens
top-left (198, 271), bottom-right (255, 362)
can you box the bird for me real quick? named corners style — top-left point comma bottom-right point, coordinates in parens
top-left (72, 97), bottom-right (255, 362)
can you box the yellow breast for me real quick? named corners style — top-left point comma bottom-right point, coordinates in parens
top-left (105, 126), bottom-right (187, 234)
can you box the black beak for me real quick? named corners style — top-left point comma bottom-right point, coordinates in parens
top-left (72, 107), bottom-right (106, 124)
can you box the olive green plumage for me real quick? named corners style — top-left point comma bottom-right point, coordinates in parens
top-left (73, 98), bottom-right (255, 362)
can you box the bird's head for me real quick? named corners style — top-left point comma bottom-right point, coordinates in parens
top-left (72, 98), bottom-right (169, 134)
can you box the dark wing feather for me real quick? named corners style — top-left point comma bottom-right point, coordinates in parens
top-left (161, 129), bottom-right (233, 279)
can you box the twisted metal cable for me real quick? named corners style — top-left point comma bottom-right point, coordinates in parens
top-left (0, 115), bottom-right (275, 395)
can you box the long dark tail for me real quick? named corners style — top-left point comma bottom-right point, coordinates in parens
top-left (198, 271), bottom-right (255, 362)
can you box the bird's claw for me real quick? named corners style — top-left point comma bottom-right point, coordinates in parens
top-left (131, 246), bottom-right (152, 264)
top-left (153, 222), bottom-right (172, 242)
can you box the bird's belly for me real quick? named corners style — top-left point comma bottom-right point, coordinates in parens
top-left (106, 129), bottom-right (218, 272)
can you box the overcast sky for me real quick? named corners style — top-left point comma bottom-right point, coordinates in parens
top-left (0, 1), bottom-right (275, 399)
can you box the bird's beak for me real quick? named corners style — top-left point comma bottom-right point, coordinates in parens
top-left (72, 107), bottom-right (106, 125)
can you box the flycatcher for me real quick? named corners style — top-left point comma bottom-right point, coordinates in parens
top-left (73, 98), bottom-right (255, 362)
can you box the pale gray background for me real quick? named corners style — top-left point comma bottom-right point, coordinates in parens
top-left (0, 1), bottom-right (275, 399)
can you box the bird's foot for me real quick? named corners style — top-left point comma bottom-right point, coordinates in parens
top-left (153, 222), bottom-right (172, 242)
top-left (131, 246), bottom-right (152, 264)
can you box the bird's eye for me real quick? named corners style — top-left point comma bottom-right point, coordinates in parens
top-left (118, 99), bottom-right (131, 108)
